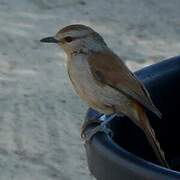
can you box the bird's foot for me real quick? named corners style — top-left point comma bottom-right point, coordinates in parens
top-left (84, 122), bottom-right (113, 143)
top-left (81, 114), bottom-right (116, 143)
top-left (81, 114), bottom-right (102, 139)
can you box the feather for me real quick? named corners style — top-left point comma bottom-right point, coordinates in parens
top-left (88, 50), bottom-right (161, 118)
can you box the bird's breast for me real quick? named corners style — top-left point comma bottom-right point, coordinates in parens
top-left (66, 55), bottom-right (130, 114)
top-left (67, 55), bottom-right (99, 101)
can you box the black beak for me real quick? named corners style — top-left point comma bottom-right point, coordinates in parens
top-left (40, 36), bottom-right (59, 43)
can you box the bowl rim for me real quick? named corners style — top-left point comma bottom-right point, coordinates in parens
top-left (90, 132), bottom-right (180, 178)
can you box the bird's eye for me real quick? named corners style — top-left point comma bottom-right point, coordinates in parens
top-left (64, 36), bottom-right (73, 43)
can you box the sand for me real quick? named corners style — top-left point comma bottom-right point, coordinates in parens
top-left (0, 0), bottom-right (180, 179)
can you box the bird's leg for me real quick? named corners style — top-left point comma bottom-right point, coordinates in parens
top-left (82, 113), bottom-right (117, 143)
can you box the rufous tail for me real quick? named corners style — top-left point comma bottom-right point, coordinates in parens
top-left (137, 105), bottom-right (170, 168)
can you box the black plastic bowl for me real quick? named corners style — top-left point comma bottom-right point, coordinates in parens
top-left (84, 56), bottom-right (180, 180)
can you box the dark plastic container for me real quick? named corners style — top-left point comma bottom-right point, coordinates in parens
top-left (84, 56), bottom-right (180, 180)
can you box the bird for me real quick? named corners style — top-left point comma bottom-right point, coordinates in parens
top-left (40, 24), bottom-right (169, 168)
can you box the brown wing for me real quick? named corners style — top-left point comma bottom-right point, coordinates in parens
top-left (88, 50), bottom-right (161, 118)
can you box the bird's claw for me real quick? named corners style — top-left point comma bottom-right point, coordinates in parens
top-left (83, 123), bottom-right (113, 143)
top-left (81, 113), bottom-right (116, 143)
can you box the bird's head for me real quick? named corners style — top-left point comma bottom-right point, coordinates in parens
top-left (40, 24), bottom-right (107, 55)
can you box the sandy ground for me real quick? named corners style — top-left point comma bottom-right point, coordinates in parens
top-left (0, 0), bottom-right (180, 179)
